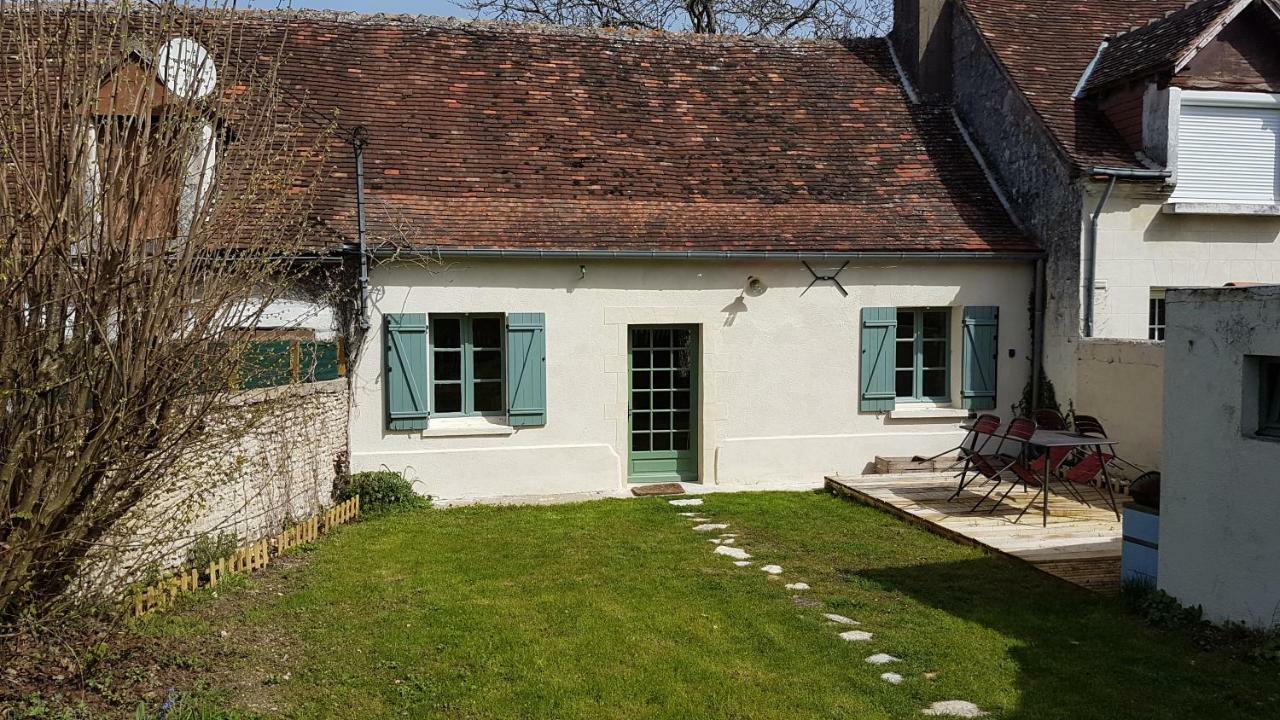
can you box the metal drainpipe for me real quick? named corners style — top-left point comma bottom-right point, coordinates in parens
top-left (1083, 166), bottom-right (1171, 337)
top-left (1031, 257), bottom-right (1046, 411)
top-left (351, 126), bottom-right (371, 331)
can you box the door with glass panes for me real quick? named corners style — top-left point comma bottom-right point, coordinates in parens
top-left (628, 325), bottom-right (698, 483)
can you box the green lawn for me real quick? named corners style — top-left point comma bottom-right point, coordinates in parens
top-left (156, 491), bottom-right (1280, 719)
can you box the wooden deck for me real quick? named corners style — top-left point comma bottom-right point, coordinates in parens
top-left (825, 472), bottom-right (1127, 592)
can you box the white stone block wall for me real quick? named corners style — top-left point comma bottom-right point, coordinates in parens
top-left (1074, 338), bottom-right (1164, 470)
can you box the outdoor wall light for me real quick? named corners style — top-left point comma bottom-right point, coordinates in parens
top-left (745, 275), bottom-right (766, 297)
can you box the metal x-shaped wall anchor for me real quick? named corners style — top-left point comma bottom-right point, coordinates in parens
top-left (800, 260), bottom-right (850, 296)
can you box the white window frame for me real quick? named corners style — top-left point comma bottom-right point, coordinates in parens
top-left (1168, 90), bottom-right (1280, 212)
top-left (1148, 289), bottom-right (1166, 342)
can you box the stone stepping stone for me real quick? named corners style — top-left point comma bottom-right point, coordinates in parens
top-left (733, 560), bottom-right (753, 567)
top-left (839, 630), bottom-right (874, 642)
top-left (714, 545), bottom-right (751, 560)
top-left (686, 517), bottom-right (710, 522)
top-left (708, 539), bottom-right (723, 544)
top-left (865, 654), bottom-right (900, 665)
top-left (784, 582), bottom-right (810, 590)
top-left (880, 672), bottom-right (904, 685)
top-left (823, 613), bottom-right (860, 625)
top-left (921, 701), bottom-right (987, 717)
top-left (692, 523), bottom-right (729, 532)
top-left (793, 595), bottom-right (823, 608)
top-left (678, 512), bottom-right (698, 517)
top-left (669, 498), bottom-right (703, 507)
top-left (760, 564), bottom-right (783, 574)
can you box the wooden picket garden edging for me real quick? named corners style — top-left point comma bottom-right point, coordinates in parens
top-left (129, 496), bottom-right (360, 617)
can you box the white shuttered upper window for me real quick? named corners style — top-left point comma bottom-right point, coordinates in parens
top-left (1173, 93), bottom-right (1280, 204)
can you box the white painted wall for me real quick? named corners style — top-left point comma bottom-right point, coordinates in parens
top-left (1075, 339), bottom-right (1164, 470)
top-left (348, 258), bottom-right (1033, 501)
top-left (1085, 183), bottom-right (1280, 341)
top-left (1160, 285), bottom-right (1280, 628)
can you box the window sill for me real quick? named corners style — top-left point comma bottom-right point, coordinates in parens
top-left (888, 406), bottom-right (972, 420)
top-left (1162, 202), bottom-right (1280, 216)
top-left (421, 416), bottom-right (514, 438)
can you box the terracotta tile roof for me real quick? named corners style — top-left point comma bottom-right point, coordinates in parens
top-left (1084, 0), bottom-right (1239, 93)
top-left (263, 15), bottom-right (1034, 255)
top-left (960, 0), bottom-right (1190, 171)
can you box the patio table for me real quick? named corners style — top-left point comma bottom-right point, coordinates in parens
top-left (959, 422), bottom-right (1120, 527)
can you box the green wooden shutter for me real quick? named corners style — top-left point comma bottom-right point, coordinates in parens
top-left (860, 307), bottom-right (897, 412)
top-left (385, 314), bottom-right (429, 430)
top-left (962, 306), bottom-right (999, 411)
top-left (506, 313), bottom-right (546, 427)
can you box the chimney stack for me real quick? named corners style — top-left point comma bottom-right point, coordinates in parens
top-left (890, 0), bottom-right (953, 100)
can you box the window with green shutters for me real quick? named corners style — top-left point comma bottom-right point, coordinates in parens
top-left (383, 312), bottom-right (547, 430)
top-left (961, 306), bottom-right (999, 411)
top-left (430, 315), bottom-right (505, 417)
top-left (895, 308), bottom-right (951, 403)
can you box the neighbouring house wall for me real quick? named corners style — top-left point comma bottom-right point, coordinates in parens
top-left (349, 258), bottom-right (1034, 501)
top-left (950, 8), bottom-right (1084, 403)
top-left (1074, 339), bottom-right (1164, 470)
top-left (1160, 285), bottom-right (1280, 628)
top-left (1088, 184), bottom-right (1280, 340)
top-left (82, 379), bottom-right (349, 592)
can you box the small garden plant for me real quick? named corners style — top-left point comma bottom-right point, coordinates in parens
top-left (334, 470), bottom-right (429, 513)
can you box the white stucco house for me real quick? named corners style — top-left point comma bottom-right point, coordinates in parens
top-left (261, 15), bottom-right (1040, 501)
top-left (891, 0), bottom-right (1280, 470)
top-left (1161, 284), bottom-right (1280, 628)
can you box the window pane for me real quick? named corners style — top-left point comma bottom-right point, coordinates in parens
top-left (653, 350), bottom-right (671, 369)
top-left (632, 328), bottom-right (651, 348)
top-left (673, 390), bottom-right (690, 410)
top-left (633, 351), bottom-right (650, 369)
top-left (896, 370), bottom-right (913, 398)
top-left (923, 369), bottom-right (947, 398)
top-left (474, 381), bottom-right (502, 412)
top-left (895, 340), bottom-right (913, 369)
top-left (633, 413), bottom-right (650, 431)
top-left (922, 340), bottom-right (947, 368)
top-left (896, 310), bottom-right (915, 339)
top-left (433, 318), bottom-right (461, 349)
top-left (671, 328), bottom-right (692, 349)
top-left (653, 370), bottom-right (671, 390)
top-left (653, 412), bottom-right (671, 431)
top-left (652, 433), bottom-right (670, 451)
top-left (674, 369), bottom-right (692, 389)
top-left (922, 311), bottom-right (947, 339)
top-left (474, 350), bottom-right (502, 380)
top-left (653, 391), bottom-right (671, 410)
top-left (434, 383), bottom-right (461, 414)
top-left (632, 391), bottom-right (650, 410)
top-left (673, 432), bottom-right (690, 451)
top-left (434, 351), bottom-right (461, 381)
top-left (632, 371), bottom-right (650, 390)
top-left (653, 328), bottom-right (672, 348)
top-left (673, 411), bottom-right (690, 430)
top-left (472, 316), bottom-right (501, 348)
top-left (633, 433), bottom-right (651, 451)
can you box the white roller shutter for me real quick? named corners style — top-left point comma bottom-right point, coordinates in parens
top-left (1173, 100), bottom-right (1280, 204)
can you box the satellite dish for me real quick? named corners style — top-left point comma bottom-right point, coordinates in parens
top-left (155, 37), bottom-right (217, 100)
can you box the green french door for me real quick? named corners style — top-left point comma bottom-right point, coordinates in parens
top-left (628, 325), bottom-right (699, 483)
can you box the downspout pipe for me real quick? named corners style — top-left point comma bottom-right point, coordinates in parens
top-left (1031, 257), bottom-right (1046, 411)
top-left (351, 126), bottom-right (371, 331)
top-left (1083, 166), bottom-right (1170, 337)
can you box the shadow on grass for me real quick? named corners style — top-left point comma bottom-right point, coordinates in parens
top-left (857, 556), bottom-right (1279, 720)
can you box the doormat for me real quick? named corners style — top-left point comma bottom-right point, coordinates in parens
top-left (631, 483), bottom-right (685, 497)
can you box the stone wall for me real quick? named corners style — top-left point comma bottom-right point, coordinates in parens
top-left (950, 9), bottom-right (1085, 403)
top-left (82, 379), bottom-right (349, 593)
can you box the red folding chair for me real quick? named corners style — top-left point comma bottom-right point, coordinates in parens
top-left (949, 414), bottom-right (1002, 500)
top-left (1059, 449), bottom-right (1122, 520)
top-left (1033, 409), bottom-right (1068, 430)
top-left (971, 417), bottom-right (1043, 514)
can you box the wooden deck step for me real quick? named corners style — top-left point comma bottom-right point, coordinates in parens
top-left (872, 456), bottom-right (961, 474)
top-left (825, 473), bottom-right (1126, 592)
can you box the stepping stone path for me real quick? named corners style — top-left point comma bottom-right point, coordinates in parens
top-left (692, 523), bottom-right (729, 532)
top-left (687, 517), bottom-right (710, 522)
top-left (865, 654), bottom-right (900, 665)
top-left (760, 565), bottom-right (783, 575)
top-left (823, 613), bottom-right (859, 625)
top-left (733, 560), bottom-right (753, 567)
top-left (669, 498), bottom-right (703, 506)
top-left (921, 701), bottom-right (987, 718)
top-left (678, 512), bottom-right (698, 517)
top-left (784, 582), bottom-right (810, 590)
top-left (880, 672), bottom-right (904, 685)
top-left (839, 630), bottom-right (874, 642)
top-left (714, 545), bottom-right (751, 560)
